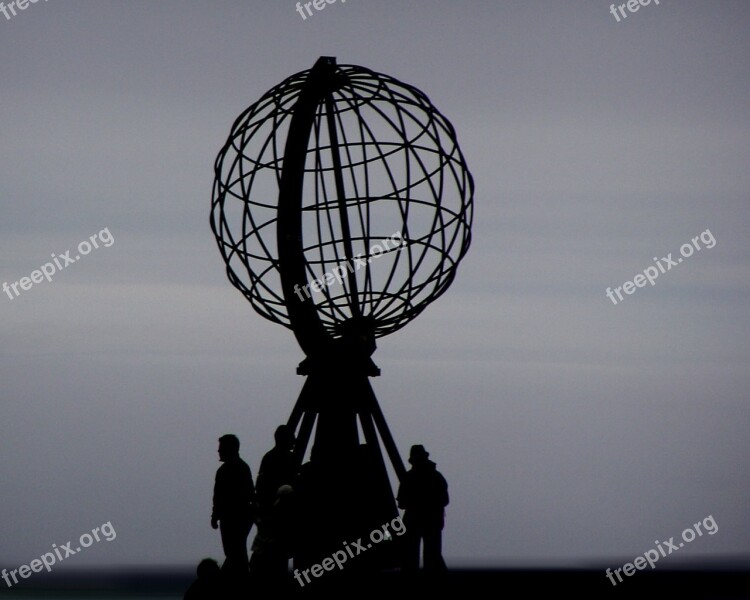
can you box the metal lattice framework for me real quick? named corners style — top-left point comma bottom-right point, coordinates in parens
top-left (210, 58), bottom-right (473, 343)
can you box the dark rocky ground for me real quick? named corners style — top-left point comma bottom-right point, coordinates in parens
top-left (4, 566), bottom-right (749, 599)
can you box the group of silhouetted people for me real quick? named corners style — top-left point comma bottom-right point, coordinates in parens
top-left (184, 426), bottom-right (449, 598)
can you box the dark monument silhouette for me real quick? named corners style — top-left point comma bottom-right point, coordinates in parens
top-left (210, 56), bottom-right (473, 573)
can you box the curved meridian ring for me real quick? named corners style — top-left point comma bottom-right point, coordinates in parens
top-left (211, 57), bottom-right (473, 354)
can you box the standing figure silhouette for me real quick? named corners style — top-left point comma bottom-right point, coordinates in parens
top-left (250, 425), bottom-right (298, 580)
top-left (211, 434), bottom-right (255, 578)
top-left (397, 445), bottom-right (449, 572)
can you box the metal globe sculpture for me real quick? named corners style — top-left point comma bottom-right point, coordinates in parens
top-left (211, 57), bottom-right (473, 352)
top-left (210, 57), bottom-right (473, 567)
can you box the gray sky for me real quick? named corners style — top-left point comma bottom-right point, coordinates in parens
top-left (1, 0), bottom-right (749, 569)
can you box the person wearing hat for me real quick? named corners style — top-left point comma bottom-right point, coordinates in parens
top-left (396, 444), bottom-right (450, 571)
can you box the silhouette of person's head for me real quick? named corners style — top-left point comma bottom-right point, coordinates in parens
top-left (218, 434), bottom-right (240, 462)
top-left (274, 425), bottom-right (294, 451)
top-left (185, 558), bottom-right (221, 599)
top-left (196, 558), bottom-right (221, 581)
top-left (409, 444), bottom-right (430, 467)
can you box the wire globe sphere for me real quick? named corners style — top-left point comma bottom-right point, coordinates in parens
top-left (211, 60), bottom-right (473, 342)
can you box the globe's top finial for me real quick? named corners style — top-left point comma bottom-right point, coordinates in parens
top-left (211, 57), bottom-right (473, 359)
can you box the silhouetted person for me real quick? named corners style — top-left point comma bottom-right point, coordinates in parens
top-left (184, 558), bottom-right (222, 599)
top-left (211, 434), bottom-right (255, 578)
top-left (251, 425), bottom-right (297, 583)
top-left (397, 445), bottom-right (449, 571)
top-left (255, 425), bottom-right (297, 510)
top-left (249, 484), bottom-right (298, 583)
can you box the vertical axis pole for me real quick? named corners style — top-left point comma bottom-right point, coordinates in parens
top-left (365, 379), bottom-right (407, 480)
top-left (324, 93), bottom-right (362, 318)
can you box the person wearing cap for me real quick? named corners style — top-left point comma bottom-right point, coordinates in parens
top-left (396, 444), bottom-right (450, 571)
